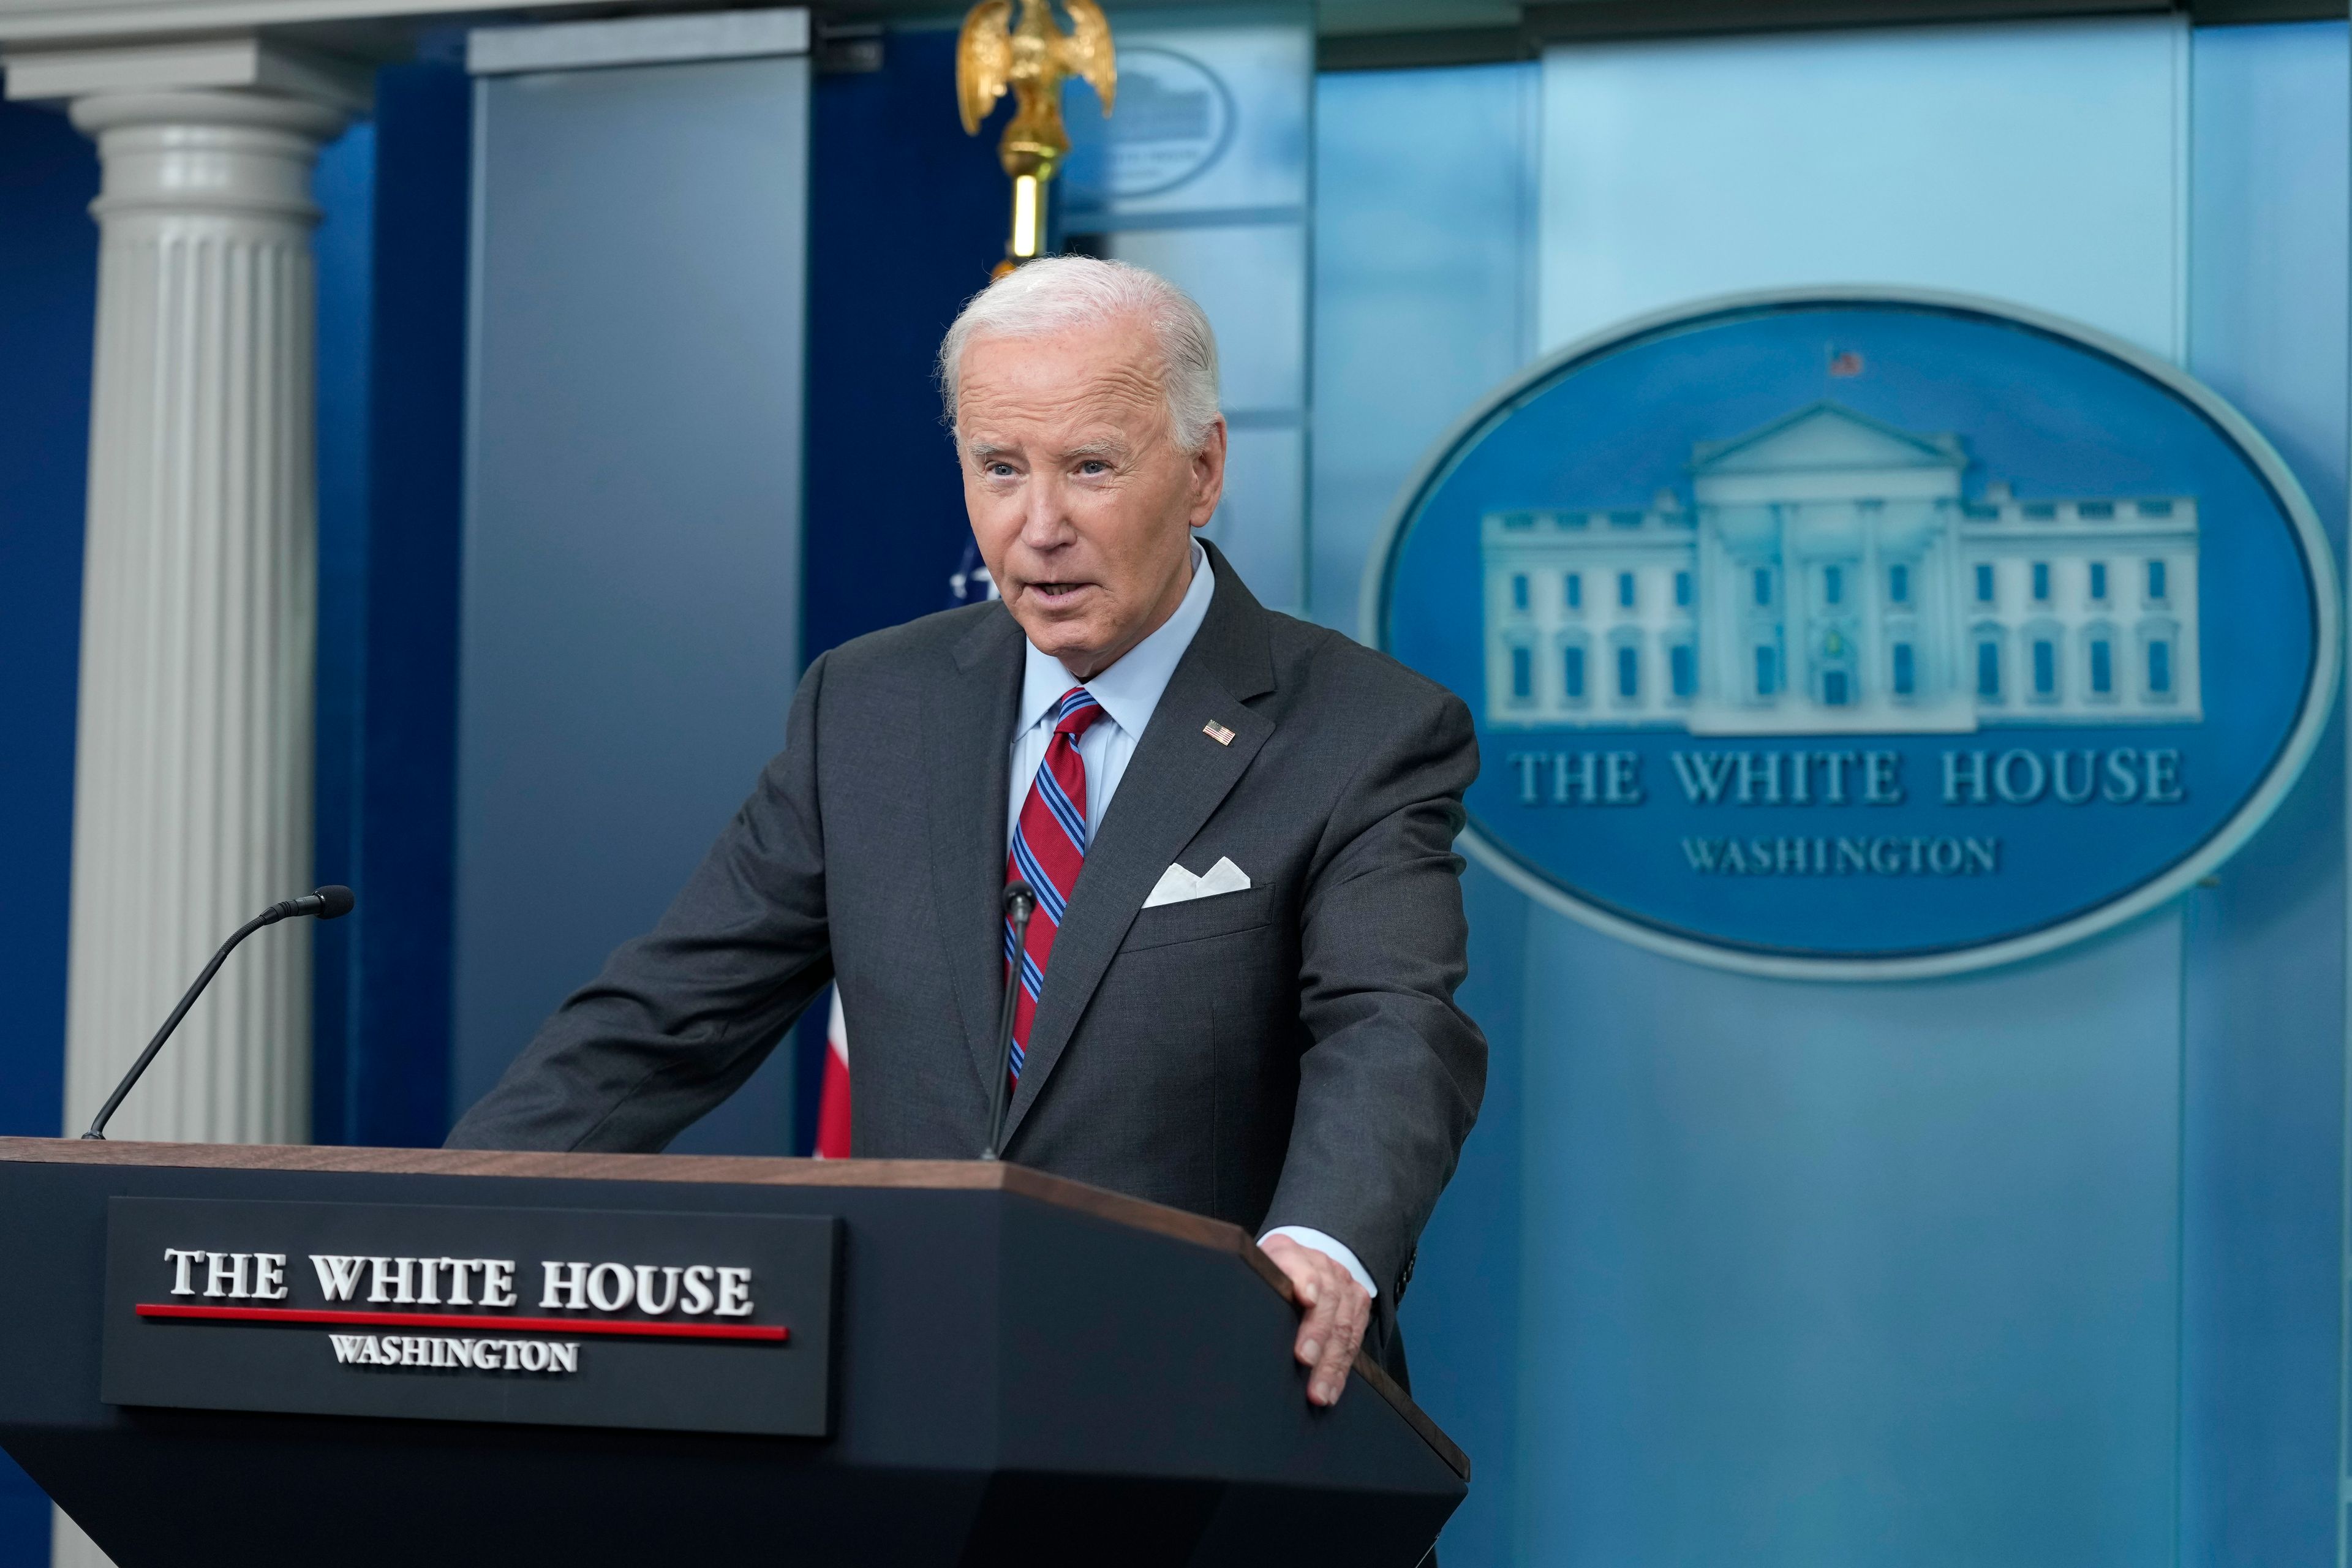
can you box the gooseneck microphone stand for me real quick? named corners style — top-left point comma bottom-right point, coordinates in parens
top-left (83, 886), bottom-right (356, 1140)
top-left (983, 881), bottom-right (1037, 1161)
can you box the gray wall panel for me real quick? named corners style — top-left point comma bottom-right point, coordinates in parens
top-left (455, 53), bottom-right (810, 1153)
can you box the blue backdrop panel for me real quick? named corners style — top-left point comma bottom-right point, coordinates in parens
top-left (1521, 914), bottom-right (2184, 1565)
top-left (349, 61), bottom-right (471, 1148)
top-left (1314, 21), bottom-right (2349, 1566)
top-left (1509, 25), bottom-right (2202, 1566)
top-left (313, 113), bottom-right (377, 1148)
top-left (2177, 22), bottom-right (2349, 1565)
top-left (454, 52), bottom-right (810, 1153)
top-left (1537, 18), bottom-right (2190, 361)
top-left (1400, 863), bottom-right (1528, 1568)
top-left (0, 81), bottom-right (94, 1568)
top-left (1310, 63), bottom-right (1536, 630)
top-left (1310, 62), bottom-right (1539, 1566)
top-left (802, 26), bottom-right (1005, 668)
top-left (0, 99), bottom-right (91, 1139)
top-left (312, 59), bottom-right (473, 1150)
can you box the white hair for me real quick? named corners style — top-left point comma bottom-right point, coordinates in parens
top-left (937, 255), bottom-right (1223, 453)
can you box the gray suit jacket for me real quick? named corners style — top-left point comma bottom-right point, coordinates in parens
top-left (447, 542), bottom-right (1486, 1304)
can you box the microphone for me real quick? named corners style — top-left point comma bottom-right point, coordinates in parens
top-left (82, 886), bottom-right (356, 1140)
top-left (272, 886), bottom-right (355, 922)
top-left (982, 881), bottom-right (1037, 1161)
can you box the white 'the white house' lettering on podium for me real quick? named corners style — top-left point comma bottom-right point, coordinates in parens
top-left (1481, 402), bottom-right (2203, 734)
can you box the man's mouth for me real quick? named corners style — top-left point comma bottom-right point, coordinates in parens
top-left (1027, 581), bottom-right (1093, 606)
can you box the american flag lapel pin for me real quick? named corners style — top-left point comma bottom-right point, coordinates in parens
top-left (1203, 720), bottom-right (1235, 746)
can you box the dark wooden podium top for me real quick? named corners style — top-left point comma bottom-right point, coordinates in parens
top-left (0, 1136), bottom-right (1465, 1479)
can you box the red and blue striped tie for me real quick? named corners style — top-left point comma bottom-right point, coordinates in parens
top-left (1005, 686), bottom-right (1104, 1082)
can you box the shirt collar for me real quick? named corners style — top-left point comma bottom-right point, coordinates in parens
top-left (1016, 538), bottom-right (1215, 742)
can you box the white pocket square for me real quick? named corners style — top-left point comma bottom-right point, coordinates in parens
top-left (1142, 856), bottom-right (1252, 908)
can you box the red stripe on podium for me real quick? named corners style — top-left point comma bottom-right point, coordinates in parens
top-left (134, 1303), bottom-right (788, 1341)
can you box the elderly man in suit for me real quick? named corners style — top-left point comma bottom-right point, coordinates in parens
top-left (448, 256), bottom-right (1485, 1407)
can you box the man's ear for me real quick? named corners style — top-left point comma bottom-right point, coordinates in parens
top-left (1189, 418), bottom-right (1228, 527)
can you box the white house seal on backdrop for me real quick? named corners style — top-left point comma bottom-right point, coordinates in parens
top-left (1481, 401), bottom-right (2203, 736)
top-left (1374, 288), bottom-right (2334, 978)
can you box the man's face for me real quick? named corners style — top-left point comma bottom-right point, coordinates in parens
top-left (957, 314), bottom-right (1226, 680)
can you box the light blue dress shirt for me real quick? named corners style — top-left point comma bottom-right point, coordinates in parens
top-left (1005, 538), bottom-right (1377, 1299)
top-left (1006, 540), bottom-right (1218, 849)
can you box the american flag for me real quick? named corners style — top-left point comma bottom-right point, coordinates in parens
top-left (948, 535), bottom-right (998, 606)
top-left (813, 989), bottom-right (850, 1159)
top-left (1828, 347), bottom-right (1865, 378)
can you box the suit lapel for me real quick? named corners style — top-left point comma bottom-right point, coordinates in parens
top-left (922, 607), bottom-right (1026, 1098)
top-left (1000, 543), bottom-right (1278, 1145)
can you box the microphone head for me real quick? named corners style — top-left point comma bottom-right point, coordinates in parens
top-left (1003, 880), bottom-right (1035, 915)
top-left (315, 885), bottom-right (356, 921)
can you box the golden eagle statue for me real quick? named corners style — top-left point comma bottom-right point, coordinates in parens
top-left (956, 0), bottom-right (1115, 271)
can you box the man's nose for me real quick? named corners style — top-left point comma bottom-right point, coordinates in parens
top-left (1018, 473), bottom-right (1075, 547)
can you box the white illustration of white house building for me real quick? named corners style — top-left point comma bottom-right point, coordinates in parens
top-left (1481, 402), bottom-right (2202, 734)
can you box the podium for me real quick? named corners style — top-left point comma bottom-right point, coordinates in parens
top-left (0, 1138), bottom-right (1467, 1567)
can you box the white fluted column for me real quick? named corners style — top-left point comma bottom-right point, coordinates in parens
top-left (0, 45), bottom-right (364, 1568)
top-left (59, 87), bottom-right (348, 1152)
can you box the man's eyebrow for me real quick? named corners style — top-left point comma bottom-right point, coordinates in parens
top-left (1058, 439), bottom-right (1129, 461)
top-left (963, 439), bottom-right (1015, 461)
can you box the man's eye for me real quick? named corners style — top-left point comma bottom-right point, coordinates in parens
top-left (1078, 461), bottom-right (1108, 475)
top-left (987, 463), bottom-right (1016, 478)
